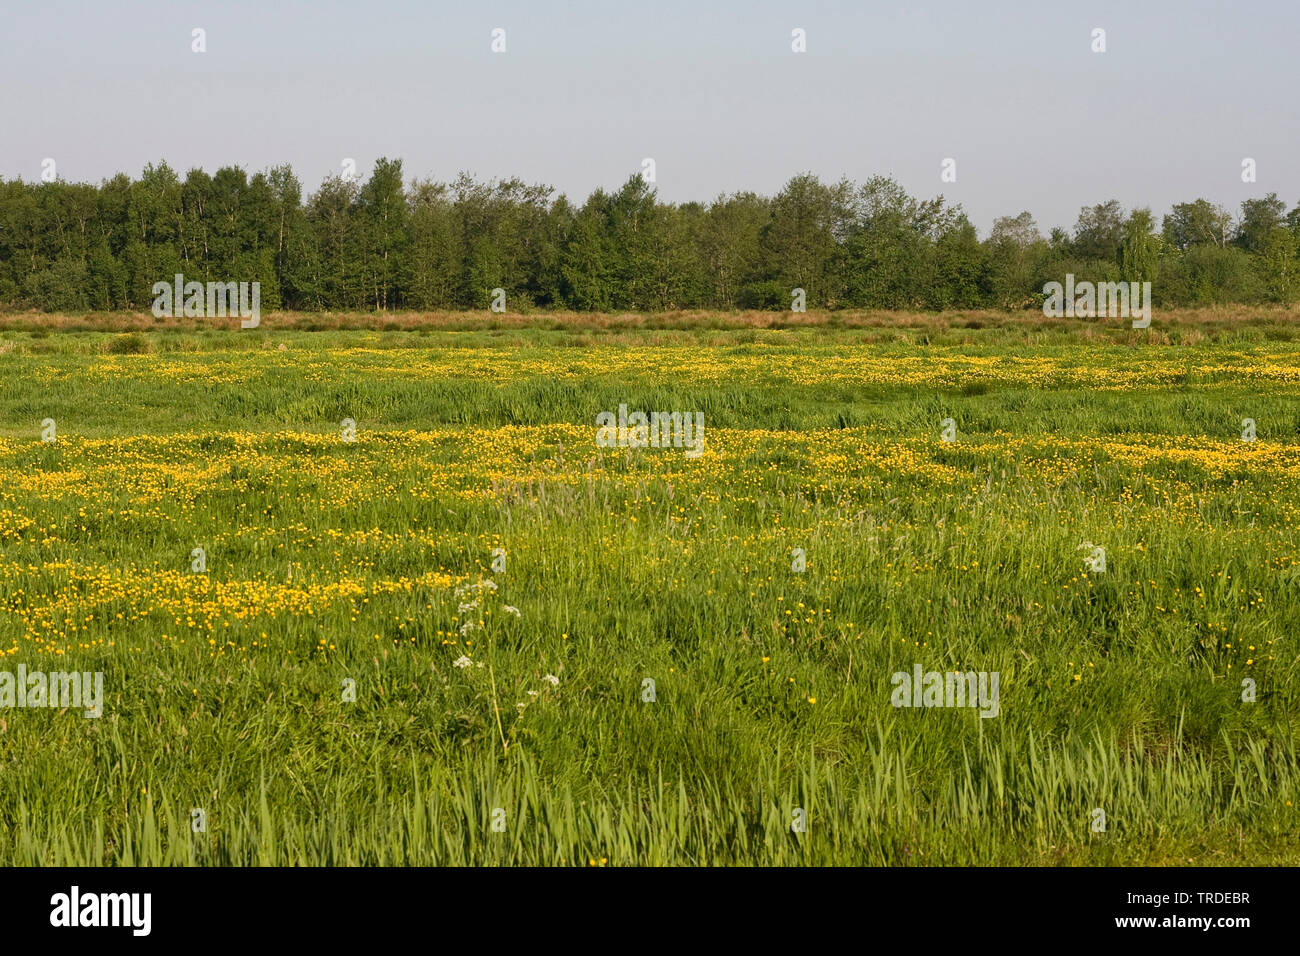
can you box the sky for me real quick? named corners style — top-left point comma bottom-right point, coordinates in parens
top-left (1, 0), bottom-right (1296, 235)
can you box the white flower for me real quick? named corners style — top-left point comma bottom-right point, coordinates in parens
top-left (453, 656), bottom-right (473, 669)
top-left (503, 605), bottom-right (521, 617)
top-left (542, 674), bottom-right (559, 686)
top-left (455, 578), bottom-right (496, 600)
top-left (459, 621), bottom-right (479, 636)
top-left (458, 601), bottom-right (479, 614)
top-left (527, 690), bottom-right (538, 697)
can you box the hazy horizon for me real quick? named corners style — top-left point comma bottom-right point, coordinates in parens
top-left (2, 0), bottom-right (1296, 236)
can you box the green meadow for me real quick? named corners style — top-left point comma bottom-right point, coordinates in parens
top-left (0, 311), bottom-right (1296, 865)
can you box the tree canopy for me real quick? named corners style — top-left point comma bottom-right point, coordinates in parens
top-left (2, 160), bottom-right (1297, 311)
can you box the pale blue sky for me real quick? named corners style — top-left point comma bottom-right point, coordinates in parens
top-left (1, 0), bottom-right (1295, 234)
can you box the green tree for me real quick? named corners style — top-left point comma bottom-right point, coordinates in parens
top-left (306, 174), bottom-right (363, 309)
top-left (1237, 193), bottom-right (1287, 253)
top-left (760, 173), bottom-right (846, 308)
top-left (930, 215), bottom-right (986, 309)
top-left (1162, 199), bottom-right (1232, 250)
top-left (561, 190), bottom-right (615, 311)
top-left (1071, 200), bottom-right (1125, 262)
top-left (1120, 208), bottom-right (1161, 283)
top-left (357, 157), bottom-right (409, 310)
top-left (699, 192), bottom-right (768, 309)
top-left (1256, 226), bottom-right (1299, 304)
top-left (985, 211), bottom-right (1045, 309)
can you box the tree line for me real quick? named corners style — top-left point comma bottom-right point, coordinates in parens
top-left (1, 158), bottom-right (1297, 313)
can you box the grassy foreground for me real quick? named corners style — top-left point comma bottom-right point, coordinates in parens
top-left (0, 311), bottom-right (1297, 865)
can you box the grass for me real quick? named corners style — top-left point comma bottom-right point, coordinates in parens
top-left (0, 311), bottom-right (1296, 865)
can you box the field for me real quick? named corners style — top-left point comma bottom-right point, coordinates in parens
top-left (0, 309), bottom-right (1298, 865)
